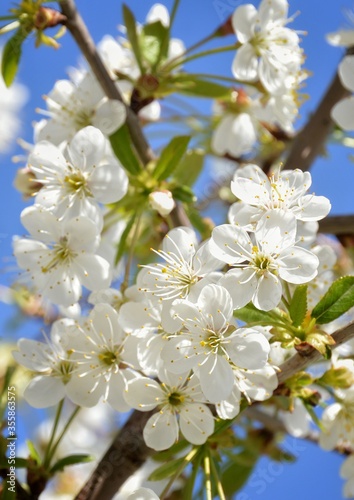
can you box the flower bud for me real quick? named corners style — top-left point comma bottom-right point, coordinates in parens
top-left (13, 167), bottom-right (41, 199)
top-left (149, 190), bottom-right (175, 216)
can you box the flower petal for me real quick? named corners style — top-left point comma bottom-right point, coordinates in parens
top-left (179, 403), bottom-right (214, 444)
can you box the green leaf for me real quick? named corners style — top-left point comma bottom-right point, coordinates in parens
top-left (2, 29), bottom-right (26, 87)
top-left (234, 303), bottom-right (277, 325)
top-left (148, 456), bottom-right (187, 481)
top-left (26, 440), bottom-right (41, 465)
top-left (289, 284), bottom-right (308, 327)
top-left (109, 124), bottom-right (142, 175)
top-left (153, 135), bottom-right (190, 181)
top-left (114, 212), bottom-right (137, 266)
top-left (50, 454), bottom-right (93, 474)
top-left (311, 276), bottom-right (354, 324)
top-left (171, 74), bottom-right (230, 98)
top-left (172, 149), bottom-right (204, 186)
top-left (221, 460), bottom-right (256, 496)
top-left (152, 439), bottom-right (189, 462)
top-left (123, 4), bottom-right (144, 73)
top-left (141, 21), bottom-right (169, 68)
top-left (171, 185), bottom-right (196, 203)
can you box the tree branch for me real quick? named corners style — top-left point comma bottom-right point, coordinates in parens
top-left (59, 0), bottom-right (154, 166)
top-left (74, 410), bottom-right (154, 500)
top-left (318, 215), bottom-right (354, 235)
top-left (277, 321), bottom-right (354, 384)
top-left (284, 49), bottom-right (354, 172)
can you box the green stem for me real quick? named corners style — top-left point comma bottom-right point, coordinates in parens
top-left (185, 72), bottom-right (238, 84)
top-left (121, 211), bottom-right (143, 293)
top-left (160, 447), bottom-right (199, 500)
top-left (183, 449), bottom-right (203, 500)
top-left (43, 399), bottom-right (64, 468)
top-left (209, 451), bottom-right (226, 500)
top-left (169, 0), bottom-right (180, 31)
top-left (163, 43), bottom-right (241, 72)
top-left (46, 406), bottom-right (80, 468)
top-left (284, 281), bottom-right (292, 304)
top-left (204, 451), bottom-right (213, 500)
top-left (281, 294), bottom-right (290, 311)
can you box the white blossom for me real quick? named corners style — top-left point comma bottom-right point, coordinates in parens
top-left (29, 126), bottom-right (128, 229)
top-left (229, 164), bottom-right (331, 231)
top-left (210, 211), bottom-right (319, 310)
top-left (125, 370), bottom-right (214, 450)
top-left (149, 190), bottom-right (175, 216)
top-left (35, 71), bottom-right (126, 144)
top-left (161, 284), bottom-right (270, 403)
top-left (13, 205), bottom-right (111, 307)
top-left (341, 455), bottom-right (354, 498)
top-left (231, 0), bottom-right (303, 94)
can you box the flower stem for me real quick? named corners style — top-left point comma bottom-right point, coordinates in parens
top-left (163, 43), bottom-right (241, 72)
top-left (209, 451), bottom-right (226, 500)
top-left (160, 447), bottom-right (199, 500)
top-left (46, 406), bottom-right (80, 468)
top-left (204, 451), bottom-right (213, 500)
top-left (121, 211), bottom-right (143, 293)
top-left (43, 399), bottom-right (64, 469)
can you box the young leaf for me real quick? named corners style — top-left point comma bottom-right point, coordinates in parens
top-left (171, 75), bottom-right (230, 98)
top-left (141, 21), bottom-right (169, 68)
top-left (311, 276), bottom-right (354, 324)
top-left (171, 185), bottom-right (196, 203)
top-left (50, 454), bottom-right (93, 474)
top-left (114, 212), bottom-right (138, 266)
top-left (234, 303), bottom-right (277, 325)
top-left (109, 124), bottom-right (142, 175)
top-left (26, 440), bottom-right (41, 465)
top-left (221, 459), bottom-right (256, 496)
top-left (0, 457), bottom-right (28, 468)
top-left (2, 29), bottom-right (26, 87)
top-left (289, 284), bottom-right (308, 327)
top-left (123, 4), bottom-right (144, 73)
top-left (172, 149), bottom-right (204, 186)
top-left (152, 439), bottom-right (189, 462)
top-left (153, 135), bottom-right (190, 181)
top-left (148, 456), bottom-right (187, 481)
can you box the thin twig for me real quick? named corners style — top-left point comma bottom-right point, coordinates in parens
top-left (318, 215), bottom-right (354, 235)
top-left (59, 0), bottom-right (154, 166)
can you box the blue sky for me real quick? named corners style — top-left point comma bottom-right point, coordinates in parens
top-left (1, 0), bottom-right (354, 498)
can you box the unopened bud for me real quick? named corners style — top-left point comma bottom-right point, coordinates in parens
top-left (13, 167), bottom-right (41, 199)
top-left (149, 190), bottom-right (175, 216)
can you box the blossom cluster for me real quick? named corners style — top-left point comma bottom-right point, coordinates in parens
top-left (7, 2), bottom-right (354, 498)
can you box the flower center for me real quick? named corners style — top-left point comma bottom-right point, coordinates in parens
top-left (168, 391), bottom-right (185, 407)
top-left (41, 236), bottom-right (76, 273)
top-left (75, 109), bottom-right (94, 129)
top-left (251, 247), bottom-right (276, 275)
top-left (55, 360), bottom-right (74, 384)
top-left (98, 350), bottom-right (118, 366)
top-left (64, 170), bottom-right (92, 198)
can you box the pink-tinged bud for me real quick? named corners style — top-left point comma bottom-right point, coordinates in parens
top-left (149, 190), bottom-right (175, 216)
top-left (13, 167), bottom-right (42, 199)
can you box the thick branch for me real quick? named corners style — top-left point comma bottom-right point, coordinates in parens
top-left (278, 321), bottom-right (354, 384)
top-left (284, 49), bottom-right (354, 172)
top-left (59, 0), bottom-right (153, 166)
top-left (74, 410), bottom-right (153, 500)
top-left (318, 215), bottom-right (354, 235)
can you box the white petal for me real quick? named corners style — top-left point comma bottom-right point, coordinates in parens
top-left (128, 488), bottom-right (160, 500)
top-left (107, 371), bottom-right (131, 412)
top-left (197, 284), bottom-right (233, 331)
top-left (258, 0), bottom-right (288, 26)
top-left (297, 194), bottom-right (331, 221)
top-left (13, 339), bottom-right (52, 372)
top-left (331, 97), bottom-right (354, 131)
top-left (228, 202), bottom-right (261, 230)
top-left (20, 205), bottom-right (59, 244)
top-left (255, 209), bottom-right (296, 254)
top-left (216, 384), bottom-right (241, 420)
top-left (210, 224), bottom-right (252, 265)
top-left (67, 126), bottom-right (106, 169)
top-left (162, 227), bottom-right (197, 260)
top-left (232, 44), bottom-right (259, 82)
top-left (124, 377), bottom-right (162, 411)
top-left (227, 330), bottom-right (270, 370)
top-left (143, 411), bottom-right (179, 451)
top-left (198, 355), bottom-right (234, 403)
top-left (89, 303), bottom-right (123, 344)
top-left (253, 273), bottom-right (282, 311)
top-left (24, 376), bottom-right (65, 408)
top-left (232, 5), bottom-right (257, 43)
top-left (13, 238), bottom-right (49, 271)
top-left (338, 55), bottom-right (354, 92)
top-left (28, 141), bottom-right (67, 180)
top-left (179, 404), bottom-right (214, 444)
top-left (64, 216), bottom-right (100, 252)
top-left (90, 161), bottom-right (128, 203)
top-left (66, 374), bottom-right (104, 407)
top-left (74, 253), bottom-right (112, 291)
top-left (278, 246), bottom-right (319, 283)
top-left (219, 268), bottom-right (256, 309)
top-left (92, 98), bottom-right (126, 135)
top-left (231, 164), bottom-right (271, 205)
